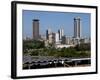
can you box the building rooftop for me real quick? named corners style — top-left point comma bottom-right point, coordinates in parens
top-left (33, 19), bottom-right (39, 21)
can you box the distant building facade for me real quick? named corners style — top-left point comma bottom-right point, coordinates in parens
top-left (74, 17), bottom-right (81, 39)
top-left (48, 33), bottom-right (55, 44)
top-left (46, 30), bottom-right (49, 40)
top-left (58, 28), bottom-right (64, 40)
top-left (55, 32), bottom-right (60, 44)
top-left (61, 35), bottom-right (66, 44)
top-left (46, 28), bottom-right (51, 40)
top-left (33, 19), bottom-right (40, 40)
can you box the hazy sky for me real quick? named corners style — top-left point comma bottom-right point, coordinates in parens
top-left (22, 10), bottom-right (91, 38)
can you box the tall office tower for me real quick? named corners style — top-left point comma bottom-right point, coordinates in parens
top-left (33, 19), bottom-right (40, 40)
top-left (58, 28), bottom-right (64, 40)
top-left (46, 28), bottom-right (51, 40)
top-left (74, 17), bottom-right (81, 38)
top-left (58, 30), bottom-right (60, 40)
top-left (46, 30), bottom-right (49, 40)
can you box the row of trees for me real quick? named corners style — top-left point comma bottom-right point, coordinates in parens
top-left (23, 40), bottom-right (45, 49)
top-left (75, 43), bottom-right (91, 51)
top-left (23, 40), bottom-right (45, 54)
top-left (23, 40), bottom-right (91, 58)
top-left (30, 47), bottom-right (90, 58)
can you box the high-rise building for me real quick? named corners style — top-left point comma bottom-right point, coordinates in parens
top-left (46, 28), bottom-right (51, 40)
top-left (33, 19), bottom-right (40, 40)
top-left (46, 30), bottom-right (49, 40)
top-left (74, 17), bottom-right (81, 38)
top-left (58, 28), bottom-right (64, 40)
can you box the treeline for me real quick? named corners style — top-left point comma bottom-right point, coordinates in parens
top-left (23, 40), bottom-right (91, 58)
top-left (23, 40), bottom-right (45, 54)
top-left (75, 43), bottom-right (91, 51)
top-left (23, 40), bottom-right (45, 49)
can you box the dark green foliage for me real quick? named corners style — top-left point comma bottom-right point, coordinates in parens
top-left (23, 40), bottom-right (91, 58)
top-left (30, 50), bottom-right (39, 56)
top-left (23, 40), bottom-right (45, 50)
top-left (75, 43), bottom-right (90, 51)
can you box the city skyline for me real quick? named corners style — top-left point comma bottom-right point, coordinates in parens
top-left (22, 10), bottom-right (91, 39)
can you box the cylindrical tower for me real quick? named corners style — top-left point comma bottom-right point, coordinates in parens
top-left (74, 17), bottom-right (81, 38)
top-left (33, 19), bottom-right (39, 40)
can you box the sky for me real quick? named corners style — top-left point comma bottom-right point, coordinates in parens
top-left (22, 10), bottom-right (91, 39)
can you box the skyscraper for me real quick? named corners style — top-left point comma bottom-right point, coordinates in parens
top-left (58, 28), bottom-right (64, 40)
top-left (33, 19), bottom-right (39, 40)
top-left (74, 17), bottom-right (81, 38)
top-left (46, 30), bottom-right (49, 40)
top-left (46, 28), bottom-right (51, 40)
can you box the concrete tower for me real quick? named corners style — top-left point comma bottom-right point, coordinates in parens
top-left (46, 30), bottom-right (49, 40)
top-left (33, 19), bottom-right (39, 40)
top-left (58, 28), bottom-right (64, 40)
top-left (74, 17), bottom-right (81, 38)
top-left (46, 28), bottom-right (51, 40)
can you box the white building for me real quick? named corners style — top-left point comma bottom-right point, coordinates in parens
top-left (55, 44), bottom-right (75, 49)
top-left (55, 32), bottom-right (60, 44)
